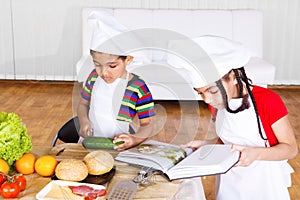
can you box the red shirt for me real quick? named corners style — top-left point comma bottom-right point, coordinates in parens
top-left (208, 86), bottom-right (288, 146)
top-left (252, 86), bottom-right (288, 146)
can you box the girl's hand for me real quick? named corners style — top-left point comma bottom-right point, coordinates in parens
top-left (231, 144), bottom-right (260, 167)
top-left (181, 140), bottom-right (207, 150)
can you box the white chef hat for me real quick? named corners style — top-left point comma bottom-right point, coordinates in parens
top-left (193, 35), bottom-right (251, 79)
top-left (166, 35), bottom-right (251, 88)
top-left (191, 35), bottom-right (251, 88)
top-left (88, 10), bottom-right (129, 56)
top-left (87, 10), bottom-right (151, 65)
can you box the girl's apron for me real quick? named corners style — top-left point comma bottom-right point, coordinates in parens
top-left (215, 98), bottom-right (293, 200)
top-left (88, 73), bottom-right (130, 138)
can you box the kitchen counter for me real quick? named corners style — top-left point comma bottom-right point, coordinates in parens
top-left (1, 143), bottom-right (205, 200)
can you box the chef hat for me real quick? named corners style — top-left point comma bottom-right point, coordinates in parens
top-left (190, 35), bottom-right (251, 88)
top-left (193, 35), bottom-right (251, 79)
top-left (88, 10), bottom-right (151, 65)
top-left (88, 10), bottom-right (129, 56)
top-left (166, 35), bottom-right (251, 88)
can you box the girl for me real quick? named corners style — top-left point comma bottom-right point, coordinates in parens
top-left (183, 36), bottom-right (298, 199)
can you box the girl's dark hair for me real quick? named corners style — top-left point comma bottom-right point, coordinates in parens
top-left (216, 67), bottom-right (267, 145)
top-left (216, 68), bottom-right (250, 114)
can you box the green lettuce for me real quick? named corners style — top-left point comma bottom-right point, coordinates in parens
top-left (0, 112), bottom-right (32, 167)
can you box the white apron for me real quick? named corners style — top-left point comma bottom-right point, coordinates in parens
top-left (215, 98), bottom-right (294, 200)
top-left (88, 73), bottom-right (130, 138)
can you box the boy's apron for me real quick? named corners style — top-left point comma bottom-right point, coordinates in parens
top-left (215, 98), bottom-right (293, 200)
top-left (88, 73), bottom-right (130, 138)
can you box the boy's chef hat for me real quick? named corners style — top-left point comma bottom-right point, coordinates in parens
top-left (87, 10), bottom-right (151, 65)
top-left (88, 10), bottom-right (129, 56)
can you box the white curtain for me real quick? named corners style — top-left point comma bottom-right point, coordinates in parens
top-left (0, 0), bottom-right (299, 84)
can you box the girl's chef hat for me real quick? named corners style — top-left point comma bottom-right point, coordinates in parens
top-left (167, 35), bottom-right (251, 88)
top-left (195, 35), bottom-right (251, 78)
top-left (191, 35), bottom-right (251, 88)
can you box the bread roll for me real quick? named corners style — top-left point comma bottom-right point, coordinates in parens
top-left (55, 159), bottom-right (88, 181)
top-left (83, 150), bottom-right (114, 175)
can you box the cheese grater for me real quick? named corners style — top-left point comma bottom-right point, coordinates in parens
top-left (107, 168), bottom-right (156, 200)
top-left (107, 180), bottom-right (138, 200)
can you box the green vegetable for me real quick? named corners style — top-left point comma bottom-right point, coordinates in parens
top-left (0, 112), bottom-right (32, 167)
top-left (82, 137), bottom-right (124, 149)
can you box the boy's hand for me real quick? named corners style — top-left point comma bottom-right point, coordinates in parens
top-left (79, 123), bottom-right (93, 138)
top-left (113, 133), bottom-right (145, 151)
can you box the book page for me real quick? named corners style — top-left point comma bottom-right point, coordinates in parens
top-left (115, 140), bottom-right (192, 171)
top-left (166, 144), bottom-right (240, 180)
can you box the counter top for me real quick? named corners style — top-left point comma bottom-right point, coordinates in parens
top-left (1, 144), bottom-right (194, 200)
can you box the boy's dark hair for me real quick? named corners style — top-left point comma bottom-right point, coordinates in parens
top-left (90, 50), bottom-right (128, 61)
top-left (118, 56), bottom-right (127, 61)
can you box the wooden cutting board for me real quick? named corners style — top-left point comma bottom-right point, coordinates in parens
top-left (48, 143), bottom-right (119, 161)
top-left (48, 143), bottom-right (89, 161)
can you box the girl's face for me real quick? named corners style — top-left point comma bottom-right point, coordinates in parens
top-left (91, 51), bottom-right (133, 83)
top-left (194, 83), bottom-right (225, 110)
top-left (194, 71), bottom-right (238, 110)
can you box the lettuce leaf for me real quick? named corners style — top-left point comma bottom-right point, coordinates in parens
top-left (0, 112), bottom-right (32, 167)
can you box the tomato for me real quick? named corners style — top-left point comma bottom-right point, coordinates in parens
top-left (0, 181), bottom-right (20, 198)
top-left (12, 174), bottom-right (26, 191)
top-left (0, 173), bottom-right (7, 186)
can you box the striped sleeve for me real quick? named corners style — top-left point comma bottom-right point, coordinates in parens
top-left (117, 75), bottom-right (155, 122)
top-left (80, 69), bottom-right (98, 102)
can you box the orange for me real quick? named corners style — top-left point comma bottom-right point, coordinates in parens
top-left (0, 158), bottom-right (10, 174)
top-left (15, 153), bottom-right (36, 175)
top-left (34, 155), bottom-right (58, 177)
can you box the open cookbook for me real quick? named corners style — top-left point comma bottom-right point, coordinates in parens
top-left (115, 140), bottom-right (240, 181)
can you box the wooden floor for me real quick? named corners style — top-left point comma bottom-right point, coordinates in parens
top-left (1, 80), bottom-right (300, 199)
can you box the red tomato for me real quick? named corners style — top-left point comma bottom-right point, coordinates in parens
top-left (0, 173), bottom-right (7, 186)
top-left (13, 174), bottom-right (26, 191)
top-left (0, 181), bottom-right (20, 198)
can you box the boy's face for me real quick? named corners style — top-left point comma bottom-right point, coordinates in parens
top-left (91, 51), bottom-right (131, 83)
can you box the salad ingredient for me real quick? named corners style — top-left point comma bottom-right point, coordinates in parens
top-left (12, 174), bottom-right (26, 191)
top-left (35, 155), bottom-right (58, 177)
top-left (15, 153), bottom-right (36, 175)
top-left (0, 112), bottom-right (32, 167)
top-left (0, 159), bottom-right (9, 174)
top-left (82, 137), bottom-right (124, 149)
top-left (0, 173), bottom-right (7, 186)
top-left (0, 181), bottom-right (20, 198)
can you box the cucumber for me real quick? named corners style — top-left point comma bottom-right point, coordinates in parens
top-left (82, 137), bottom-right (124, 149)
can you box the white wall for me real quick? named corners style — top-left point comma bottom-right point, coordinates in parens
top-left (0, 0), bottom-right (14, 79)
top-left (0, 0), bottom-right (299, 84)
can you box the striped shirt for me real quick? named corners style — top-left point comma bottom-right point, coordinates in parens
top-left (81, 69), bottom-right (155, 122)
